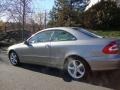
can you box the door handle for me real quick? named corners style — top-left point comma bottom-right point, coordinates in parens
top-left (45, 44), bottom-right (50, 48)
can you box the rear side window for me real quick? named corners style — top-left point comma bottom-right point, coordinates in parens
top-left (51, 30), bottom-right (77, 41)
top-left (73, 27), bottom-right (102, 38)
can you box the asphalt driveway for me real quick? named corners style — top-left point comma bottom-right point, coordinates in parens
top-left (0, 49), bottom-right (120, 90)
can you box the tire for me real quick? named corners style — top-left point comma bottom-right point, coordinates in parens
top-left (64, 57), bottom-right (90, 80)
top-left (9, 51), bottom-right (20, 66)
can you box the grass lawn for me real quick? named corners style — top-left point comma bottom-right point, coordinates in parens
top-left (92, 30), bottom-right (120, 38)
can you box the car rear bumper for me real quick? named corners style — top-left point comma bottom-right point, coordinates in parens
top-left (86, 56), bottom-right (120, 71)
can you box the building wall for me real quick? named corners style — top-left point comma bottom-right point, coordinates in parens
top-left (86, 0), bottom-right (120, 10)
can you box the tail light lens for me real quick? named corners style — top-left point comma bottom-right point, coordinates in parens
top-left (103, 41), bottom-right (119, 54)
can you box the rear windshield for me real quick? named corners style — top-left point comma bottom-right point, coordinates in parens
top-left (72, 27), bottom-right (102, 38)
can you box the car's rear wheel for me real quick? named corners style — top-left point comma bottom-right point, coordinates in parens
top-left (9, 51), bottom-right (20, 66)
top-left (65, 57), bottom-right (90, 80)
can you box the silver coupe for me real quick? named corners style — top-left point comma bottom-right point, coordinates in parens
top-left (8, 27), bottom-right (120, 80)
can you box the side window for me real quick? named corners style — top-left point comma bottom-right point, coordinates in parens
top-left (28, 30), bottom-right (53, 44)
top-left (51, 30), bottom-right (77, 41)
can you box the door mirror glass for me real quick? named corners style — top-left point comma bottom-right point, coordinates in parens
top-left (24, 40), bottom-right (30, 45)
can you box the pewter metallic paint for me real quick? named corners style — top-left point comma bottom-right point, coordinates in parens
top-left (8, 27), bottom-right (120, 70)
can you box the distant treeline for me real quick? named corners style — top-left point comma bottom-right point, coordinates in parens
top-left (48, 0), bottom-right (120, 30)
top-left (0, 22), bottom-right (44, 33)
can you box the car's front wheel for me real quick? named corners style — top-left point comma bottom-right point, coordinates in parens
top-left (9, 51), bottom-right (20, 66)
top-left (65, 57), bottom-right (90, 80)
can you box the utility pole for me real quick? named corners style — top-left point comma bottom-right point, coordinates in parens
top-left (4, 23), bottom-right (7, 33)
top-left (44, 10), bottom-right (47, 29)
top-left (69, 0), bottom-right (73, 26)
top-left (19, 0), bottom-right (22, 34)
top-left (22, 0), bottom-right (26, 41)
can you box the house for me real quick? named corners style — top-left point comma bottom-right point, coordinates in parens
top-left (86, 0), bottom-right (120, 10)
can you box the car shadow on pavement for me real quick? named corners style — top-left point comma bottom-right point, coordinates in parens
top-left (0, 56), bottom-right (4, 63)
top-left (20, 63), bottom-right (72, 82)
top-left (19, 63), bottom-right (120, 90)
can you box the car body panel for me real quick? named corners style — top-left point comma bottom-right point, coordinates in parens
top-left (8, 27), bottom-right (120, 70)
top-left (86, 55), bottom-right (120, 70)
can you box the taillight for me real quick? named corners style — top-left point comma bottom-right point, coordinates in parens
top-left (103, 41), bottom-right (119, 54)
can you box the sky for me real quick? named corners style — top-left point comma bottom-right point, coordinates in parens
top-left (31, 0), bottom-right (100, 12)
top-left (0, 0), bottom-right (99, 21)
top-left (32, 0), bottom-right (55, 13)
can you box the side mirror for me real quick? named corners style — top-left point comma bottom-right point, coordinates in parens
top-left (24, 40), bottom-right (30, 45)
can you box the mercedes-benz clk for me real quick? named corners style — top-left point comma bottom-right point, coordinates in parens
top-left (8, 27), bottom-right (120, 80)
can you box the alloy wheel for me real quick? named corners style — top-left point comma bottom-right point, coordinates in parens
top-left (67, 59), bottom-right (85, 79)
top-left (10, 52), bottom-right (18, 65)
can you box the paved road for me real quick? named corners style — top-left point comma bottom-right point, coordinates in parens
top-left (0, 50), bottom-right (120, 90)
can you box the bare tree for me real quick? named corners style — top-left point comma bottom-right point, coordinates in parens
top-left (0, 0), bottom-right (10, 17)
top-left (35, 13), bottom-right (44, 27)
top-left (34, 10), bottom-right (49, 29)
top-left (7, 0), bottom-right (32, 40)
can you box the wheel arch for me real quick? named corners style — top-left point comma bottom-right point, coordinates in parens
top-left (8, 49), bottom-right (16, 58)
top-left (64, 55), bottom-right (91, 71)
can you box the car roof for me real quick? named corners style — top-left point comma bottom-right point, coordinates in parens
top-left (36, 27), bottom-right (77, 35)
top-left (34, 27), bottom-right (101, 40)
top-left (43, 27), bottom-right (74, 31)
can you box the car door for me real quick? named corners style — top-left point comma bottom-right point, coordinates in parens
top-left (50, 30), bottom-right (77, 67)
top-left (21, 30), bottom-right (54, 65)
